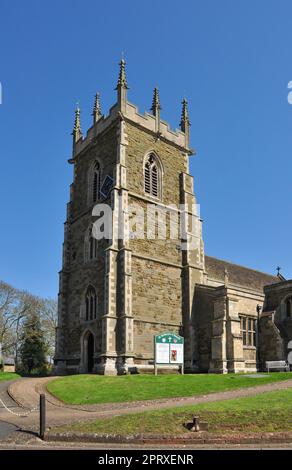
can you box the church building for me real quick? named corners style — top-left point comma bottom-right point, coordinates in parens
top-left (54, 61), bottom-right (291, 375)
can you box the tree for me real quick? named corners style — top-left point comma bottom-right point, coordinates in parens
top-left (0, 281), bottom-right (18, 356)
top-left (39, 298), bottom-right (58, 363)
top-left (0, 280), bottom-right (58, 370)
top-left (0, 282), bottom-right (32, 361)
top-left (20, 311), bottom-right (48, 374)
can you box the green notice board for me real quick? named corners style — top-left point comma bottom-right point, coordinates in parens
top-left (154, 332), bottom-right (184, 366)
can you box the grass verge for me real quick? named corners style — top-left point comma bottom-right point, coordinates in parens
top-left (52, 388), bottom-right (292, 435)
top-left (47, 372), bottom-right (292, 405)
top-left (0, 372), bottom-right (20, 382)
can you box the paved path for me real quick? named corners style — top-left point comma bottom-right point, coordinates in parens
top-left (0, 421), bottom-right (19, 439)
top-left (0, 381), bottom-right (21, 438)
top-left (0, 376), bottom-right (291, 434)
top-left (0, 379), bottom-right (22, 411)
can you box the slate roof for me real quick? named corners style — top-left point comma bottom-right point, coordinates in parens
top-left (205, 255), bottom-right (280, 292)
top-left (2, 357), bottom-right (15, 365)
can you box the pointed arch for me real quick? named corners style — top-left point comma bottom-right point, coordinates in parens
top-left (80, 328), bottom-right (95, 373)
top-left (88, 160), bottom-right (101, 205)
top-left (143, 151), bottom-right (163, 199)
top-left (85, 285), bottom-right (97, 321)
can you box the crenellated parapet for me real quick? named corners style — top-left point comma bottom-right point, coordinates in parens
top-left (71, 60), bottom-right (194, 159)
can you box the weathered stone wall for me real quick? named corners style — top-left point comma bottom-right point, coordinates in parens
top-left (194, 286), bottom-right (214, 371)
top-left (124, 121), bottom-right (193, 366)
top-left (260, 312), bottom-right (285, 363)
top-left (131, 256), bottom-right (182, 361)
top-left (206, 285), bottom-right (264, 373)
top-left (261, 280), bottom-right (292, 364)
top-left (56, 123), bottom-right (118, 372)
top-left (264, 280), bottom-right (292, 324)
top-left (128, 196), bottom-right (182, 265)
top-left (72, 125), bottom-right (117, 219)
top-left (3, 365), bottom-right (15, 373)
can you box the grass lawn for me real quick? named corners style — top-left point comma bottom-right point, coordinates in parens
top-left (47, 372), bottom-right (292, 405)
top-left (0, 372), bottom-right (20, 382)
top-left (53, 388), bottom-right (292, 435)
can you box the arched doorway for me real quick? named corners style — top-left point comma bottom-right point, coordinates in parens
top-left (81, 330), bottom-right (95, 373)
top-left (87, 332), bottom-right (94, 373)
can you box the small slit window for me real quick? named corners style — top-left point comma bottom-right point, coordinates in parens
top-left (84, 226), bottom-right (97, 262)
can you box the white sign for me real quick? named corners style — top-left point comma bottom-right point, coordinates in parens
top-left (156, 343), bottom-right (169, 364)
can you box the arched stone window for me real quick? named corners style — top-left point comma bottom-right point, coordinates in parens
top-left (88, 161), bottom-right (101, 204)
top-left (144, 153), bottom-right (162, 199)
top-left (85, 286), bottom-right (97, 321)
top-left (286, 296), bottom-right (292, 318)
top-left (84, 226), bottom-right (97, 262)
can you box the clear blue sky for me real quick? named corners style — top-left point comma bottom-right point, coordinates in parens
top-left (0, 0), bottom-right (291, 299)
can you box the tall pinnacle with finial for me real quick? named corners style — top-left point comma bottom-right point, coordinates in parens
top-left (92, 92), bottom-right (102, 125)
top-left (151, 87), bottom-right (161, 117)
top-left (116, 59), bottom-right (128, 89)
top-left (180, 98), bottom-right (190, 131)
top-left (151, 87), bottom-right (161, 133)
top-left (180, 98), bottom-right (191, 147)
top-left (116, 59), bottom-right (129, 112)
top-left (72, 106), bottom-right (82, 148)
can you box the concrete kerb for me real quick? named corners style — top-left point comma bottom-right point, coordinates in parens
top-left (7, 379), bottom-right (31, 409)
top-left (44, 431), bottom-right (292, 446)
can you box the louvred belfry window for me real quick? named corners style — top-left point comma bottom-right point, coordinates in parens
top-left (144, 154), bottom-right (161, 198)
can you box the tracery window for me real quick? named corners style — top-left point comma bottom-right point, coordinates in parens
top-left (144, 153), bottom-right (161, 198)
top-left (85, 286), bottom-right (97, 321)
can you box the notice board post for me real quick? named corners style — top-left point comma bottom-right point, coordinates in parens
top-left (154, 332), bottom-right (184, 375)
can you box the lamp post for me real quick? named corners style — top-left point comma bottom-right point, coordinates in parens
top-left (256, 304), bottom-right (262, 371)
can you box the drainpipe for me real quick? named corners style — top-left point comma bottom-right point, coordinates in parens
top-left (256, 304), bottom-right (262, 371)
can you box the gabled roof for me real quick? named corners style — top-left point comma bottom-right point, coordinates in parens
top-left (205, 255), bottom-right (279, 292)
top-left (2, 356), bottom-right (15, 365)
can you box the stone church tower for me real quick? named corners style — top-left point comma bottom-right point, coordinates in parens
top-left (54, 60), bottom-right (205, 375)
top-left (55, 61), bottom-right (286, 376)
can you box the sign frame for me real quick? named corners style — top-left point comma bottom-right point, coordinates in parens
top-left (154, 332), bottom-right (184, 375)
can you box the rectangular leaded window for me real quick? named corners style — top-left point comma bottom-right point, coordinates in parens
top-left (240, 315), bottom-right (257, 347)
